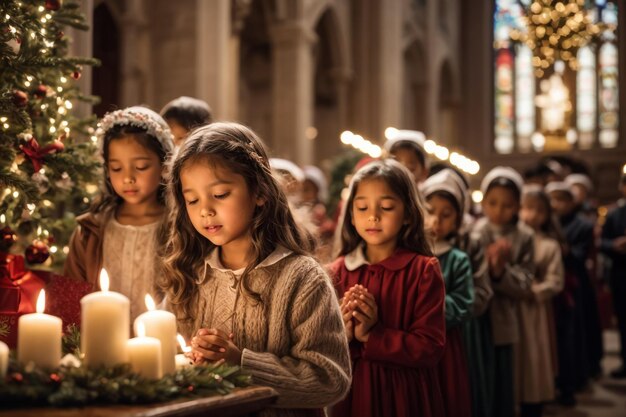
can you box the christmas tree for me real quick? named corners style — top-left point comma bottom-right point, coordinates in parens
top-left (0, 0), bottom-right (99, 270)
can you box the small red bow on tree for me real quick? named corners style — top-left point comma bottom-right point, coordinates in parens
top-left (19, 136), bottom-right (65, 172)
top-left (0, 253), bottom-right (26, 282)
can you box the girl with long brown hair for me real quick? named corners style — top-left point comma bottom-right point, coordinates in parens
top-left (159, 122), bottom-right (350, 416)
top-left (328, 159), bottom-right (446, 417)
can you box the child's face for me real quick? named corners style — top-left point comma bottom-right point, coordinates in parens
top-left (481, 186), bottom-right (519, 226)
top-left (107, 136), bottom-right (162, 206)
top-left (180, 160), bottom-right (263, 252)
top-left (520, 195), bottom-right (548, 231)
top-left (390, 148), bottom-right (427, 183)
top-left (549, 191), bottom-right (575, 217)
top-left (302, 179), bottom-right (319, 204)
top-left (167, 119), bottom-right (189, 147)
top-left (425, 194), bottom-right (458, 241)
top-left (351, 178), bottom-right (405, 250)
top-left (571, 184), bottom-right (588, 205)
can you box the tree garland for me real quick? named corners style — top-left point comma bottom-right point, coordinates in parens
top-left (0, 326), bottom-right (252, 407)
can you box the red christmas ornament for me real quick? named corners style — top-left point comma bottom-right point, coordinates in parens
top-left (44, 0), bottom-right (62, 11)
top-left (49, 373), bottom-right (61, 383)
top-left (33, 85), bottom-right (47, 99)
top-left (12, 90), bottom-right (28, 107)
top-left (0, 227), bottom-right (17, 252)
top-left (25, 239), bottom-right (50, 264)
top-left (11, 373), bottom-right (23, 383)
top-left (71, 70), bottom-right (81, 80)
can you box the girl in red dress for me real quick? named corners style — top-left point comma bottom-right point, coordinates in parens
top-left (329, 159), bottom-right (446, 417)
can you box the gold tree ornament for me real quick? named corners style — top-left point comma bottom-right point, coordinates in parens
top-left (510, 0), bottom-right (615, 74)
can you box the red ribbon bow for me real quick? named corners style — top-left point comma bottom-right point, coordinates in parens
top-left (19, 137), bottom-right (65, 172)
top-left (0, 253), bottom-right (26, 281)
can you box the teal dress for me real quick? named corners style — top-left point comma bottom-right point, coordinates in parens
top-left (435, 244), bottom-right (474, 417)
top-left (454, 231), bottom-right (495, 417)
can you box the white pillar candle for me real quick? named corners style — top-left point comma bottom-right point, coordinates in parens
top-left (17, 290), bottom-right (62, 369)
top-left (80, 269), bottom-right (130, 368)
top-left (175, 334), bottom-right (193, 370)
top-left (0, 341), bottom-right (9, 378)
top-left (127, 322), bottom-right (162, 379)
top-left (175, 354), bottom-right (193, 370)
top-left (134, 294), bottom-right (177, 375)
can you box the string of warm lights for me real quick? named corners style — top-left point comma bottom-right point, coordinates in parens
top-left (340, 131), bottom-right (383, 158)
top-left (384, 128), bottom-right (481, 175)
top-left (338, 128), bottom-right (481, 176)
top-left (509, 0), bottom-right (615, 77)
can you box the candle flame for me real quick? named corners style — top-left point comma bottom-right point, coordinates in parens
top-left (137, 321), bottom-right (146, 338)
top-left (99, 269), bottom-right (109, 292)
top-left (145, 294), bottom-right (156, 311)
top-left (36, 289), bottom-right (46, 313)
top-left (177, 334), bottom-right (191, 353)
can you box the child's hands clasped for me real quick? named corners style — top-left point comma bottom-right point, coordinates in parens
top-left (340, 297), bottom-right (355, 342)
top-left (342, 285), bottom-right (378, 343)
top-left (487, 238), bottom-right (512, 278)
top-left (190, 328), bottom-right (242, 365)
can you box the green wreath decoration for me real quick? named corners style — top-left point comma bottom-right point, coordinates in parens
top-left (0, 325), bottom-right (251, 407)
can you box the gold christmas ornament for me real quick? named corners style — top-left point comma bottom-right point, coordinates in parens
top-left (510, 0), bottom-right (615, 74)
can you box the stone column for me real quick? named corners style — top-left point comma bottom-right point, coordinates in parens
top-left (119, 0), bottom-right (150, 107)
top-left (347, 0), bottom-right (402, 140)
top-left (270, 22), bottom-right (317, 165)
top-left (330, 67), bottom-right (352, 137)
top-left (377, 0), bottom-right (403, 137)
top-left (424, 0), bottom-right (440, 139)
top-left (196, 0), bottom-right (243, 121)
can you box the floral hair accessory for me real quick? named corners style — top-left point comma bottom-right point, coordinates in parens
top-left (96, 106), bottom-right (175, 153)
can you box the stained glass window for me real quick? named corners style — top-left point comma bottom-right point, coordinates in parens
top-left (493, 0), bottom-right (619, 153)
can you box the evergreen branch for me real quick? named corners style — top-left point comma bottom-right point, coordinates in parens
top-left (0, 357), bottom-right (252, 408)
top-left (0, 170), bottom-right (39, 201)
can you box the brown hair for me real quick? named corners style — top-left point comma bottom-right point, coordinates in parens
top-left (160, 122), bottom-right (315, 321)
top-left (338, 159), bottom-right (432, 257)
top-left (522, 188), bottom-right (565, 246)
top-left (91, 124), bottom-right (169, 214)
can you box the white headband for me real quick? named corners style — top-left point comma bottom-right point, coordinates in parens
top-left (545, 181), bottom-right (574, 198)
top-left (383, 130), bottom-right (426, 152)
top-left (97, 106), bottom-right (174, 153)
top-left (421, 169), bottom-right (466, 213)
top-left (565, 173), bottom-right (593, 191)
top-left (480, 166), bottom-right (524, 195)
top-left (269, 158), bottom-right (305, 182)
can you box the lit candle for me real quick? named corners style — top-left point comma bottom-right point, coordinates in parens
top-left (0, 341), bottom-right (8, 378)
top-left (134, 294), bottom-right (177, 375)
top-left (17, 290), bottom-right (62, 369)
top-left (127, 322), bottom-right (162, 379)
top-left (175, 334), bottom-right (193, 370)
top-left (80, 269), bottom-right (130, 368)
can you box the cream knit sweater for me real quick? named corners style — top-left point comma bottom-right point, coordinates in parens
top-left (178, 252), bottom-right (352, 417)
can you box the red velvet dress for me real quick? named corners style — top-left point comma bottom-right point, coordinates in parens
top-left (329, 248), bottom-right (446, 417)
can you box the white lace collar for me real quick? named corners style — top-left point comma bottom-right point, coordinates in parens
top-left (204, 245), bottom-right (293, 276)
top-left (344, 244), bottom-right (369, 271)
